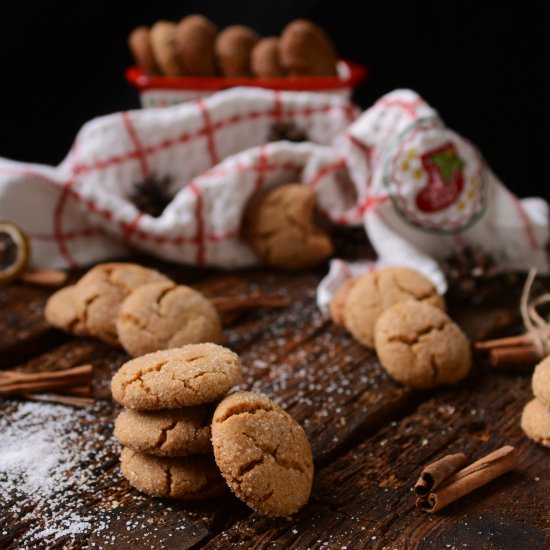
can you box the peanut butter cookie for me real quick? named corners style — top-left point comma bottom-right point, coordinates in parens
top-left (74, 263), bottom-right (172, 346)
top-left (150, 21), bottom-right (183, 76)
top-left (44, 285), bottom-right (88, 336)
top-left (114, 407), bottom-right (212, 457)
top-left (329, 276), bottom-right (360, 326)
top-left (116, 282), bottom-right (222, 357)
top-left (532, 356), bottom-right (550, 408)
top-left (374, 301), bottom-right (471, 389)
top-left (175, 15), bottom-right (218, 76)
top-left (521, 398), bottom-right (550, 448)
top-left (120, 447), bottom-right (226, 499)
top-left (251, 37), bottom-right (286, 77)
top-left (215, 25), bottom-right (259, 77)
top-left (344, 267), bottom-right (445, 348)
top-left (279, 20), bottom-right (338, 76)
top-left (246, 184), bottom-right (333, 270)
top-left (211, 391), bottom-right (314, 517)
top-left (128, 26), bottom-right (161, 75)
top-left (111, 343), bottom-right (242, 409)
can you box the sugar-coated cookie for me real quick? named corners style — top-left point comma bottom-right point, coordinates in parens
top-left (175, 15), bottom-right (218, 76)
top-left (211, 391), bottom-right (313, 516)
top-left (128, 26), bottom-right (161, 75)
top-left (344, 267), bottom-right (445, 349)
top-left (114, 407), bottom-right (212, 457)
top-left (116, 282), bottom-right (222, 357)
top-left (74, 263), bottom-right (172, 346)
top-left (44, 285), bottom-right (88, 336)
top-left (521, 398), bottom-right (550, 448)
top-left (279, 20), bottom-right (338, 76)
top-left (120, 447), bottom-right (226, 499)
top-left (150, 21), bottom-right (183, 76)
top-left (329, 276), bottom-right (360, 327)
top-left (246, 184), bottom-right (333, 270)
top-left (111, 343), bottom-right (242, 409)
top-left (251, 37), bottom-right (286, 77)
top-left (532, 356), bottom-right (550, 408)
top-left (374, 301), bottom-right (471, 389)
top-left (215, 25), bottom-right (259, 77)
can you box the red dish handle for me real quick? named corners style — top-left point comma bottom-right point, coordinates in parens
top-left (126, 60), bottom-right (367, 92)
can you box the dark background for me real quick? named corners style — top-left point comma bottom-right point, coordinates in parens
top-left (0, 1), bottom-right (547, 198)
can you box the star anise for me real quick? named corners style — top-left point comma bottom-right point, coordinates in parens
top-left (268, 122), bottom-right (308, 143)
top-left (128, 175), bottom-right (174, 218)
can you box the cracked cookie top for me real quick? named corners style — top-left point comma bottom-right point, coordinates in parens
top-left (114, 407), bottom-right (213, 457)
top-left (120, 447), bottom-right (226, 499)
top-left (116, 282), bottom-right (222, 357)
top-left (211, 391), bottom-right (313, 517)
top-left (111, 343), bottom-right (242, 409)
top-left (45, 285), bottom-right (89, 336)
top-left (246, 183), bottom-right (333, 270)
top-left (374, 301), bottom-right (471, 389)
top-left (344, 266), bottom-right (445, 349)
top-left (74, 263), bottom-right (172, 346)
top-left (532, 356), bottom-right (550, 408)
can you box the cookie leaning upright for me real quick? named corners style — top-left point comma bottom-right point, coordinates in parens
top-left (111, 343), bottom-right (242, 409)
top-left (211, 391), bottom-right (314, 517)
top-left (74, 263), bottom-right (172, 345)
top-left (344, 266), bottom-right (445, 348)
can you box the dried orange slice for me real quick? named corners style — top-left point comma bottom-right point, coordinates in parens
top-left (0, 221), bottom-right (30, 285)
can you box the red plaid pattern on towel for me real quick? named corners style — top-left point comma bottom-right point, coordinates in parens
top-left (0, 87), bottom-right (548, 312)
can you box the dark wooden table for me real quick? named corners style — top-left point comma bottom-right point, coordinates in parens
top-left (0, 263), bottom-right (548, 549)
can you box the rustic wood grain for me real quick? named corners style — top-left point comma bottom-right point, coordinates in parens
top-left (0, 284), bottom-right (63, 368)
top-left (203, 370), bottom-right (549, 550)
top-left (0, 268), bottom-right (546, 549)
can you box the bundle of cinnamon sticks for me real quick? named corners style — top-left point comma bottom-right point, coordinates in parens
top-left (0, 364), bottom-right (95, 407)
top-left (414, 446), bottom-right (517, 512)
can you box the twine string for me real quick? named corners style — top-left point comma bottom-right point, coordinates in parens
top-left (520, 268), bottom-right (550, 357)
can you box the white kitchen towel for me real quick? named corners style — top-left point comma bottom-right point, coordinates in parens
top-left (0, 87), bottom-right (547, 313)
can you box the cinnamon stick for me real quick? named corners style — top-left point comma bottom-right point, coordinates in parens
top-left (0, 364), bottom-right (93, 396)
top-left (487, 345), bottom-right (540, 368)
top-left (414, 453), bottom-right (469, 496)
top-left (210, 292), bottom-right (289, 325)
top-left (24, 393), bottom-right (95, 408)
top-left (19, 269), bottom-right (68, 287)
top-left (474, 334), bottom-right (533, 350)
top-left (416, 446), bottom-right (517, 513)
top-left (210, 292), bottom-right (289, 312)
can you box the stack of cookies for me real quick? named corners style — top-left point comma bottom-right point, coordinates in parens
top-left (521, 356), bottom-right (550, 447)
top-left (330, 266), bottom-right (472, 389)
top-left (111, 343), bottom-right (314, 516)
top-left (45, 262), bottom-right (222, 357)
top-left (111, 343), bottom-right (242, 500)
top-left (129, 16), bottom-right (338, 78)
